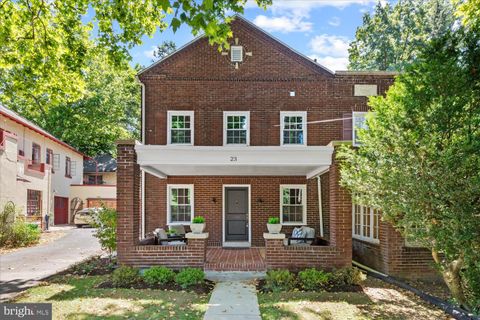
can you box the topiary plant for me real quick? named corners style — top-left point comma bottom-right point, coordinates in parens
top-left (192, 216), bottom-right (205, 224)
top-left (268, 217), bottom-right (280, 224)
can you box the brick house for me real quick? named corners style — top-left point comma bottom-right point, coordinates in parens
top-left (117, 16), bottom-right (436, 276)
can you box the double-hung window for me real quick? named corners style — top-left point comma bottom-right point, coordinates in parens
top-left (65, 156), bottom-right (72, 178)
top-left (223, 112), bottom-right (249, 145)
top-left (167, 185), bottom-right (194, 225)
top-left (280, 185), bottom-right (307, 225)
top-left (352, 204), bottom-right (380, 243)
top-left (32, 143), bottom-right (41, 164)
top-left (168, 111), bottom-right (194, 145)
top-left (280, 112), bottom-right (307, 146)
top-left (352, 112), bottom-right (368, 146)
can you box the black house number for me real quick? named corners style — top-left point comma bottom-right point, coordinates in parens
top-left (230, 156), bottom-right (238, 162)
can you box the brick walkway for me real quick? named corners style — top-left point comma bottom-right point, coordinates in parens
top-left (205, 248), bottom-right (266, 271)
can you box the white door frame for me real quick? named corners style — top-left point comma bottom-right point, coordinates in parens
top-left (222, 184), bottom-right (251, 247)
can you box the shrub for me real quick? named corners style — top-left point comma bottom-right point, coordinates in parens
top-left (112, 266), bottom-right (140, 288)
top-left (91, 207), bottom-right (116, 257)
top-left (192, 216), bottom-right (205, 224)
top-left (268, 217), bottom-right (280, 224)
top-left (331, 267), bottom-right (366, 286)
top-left (175, 268), bottom-right (204, 288)
top-left (265, 269), bottom-right (296, 292)
top-left (143, 266), bottom-right (175, 285)
top-left (8, 221), bottom-right (41, 247)
top-left (298, 268), bottom-right (331, 291)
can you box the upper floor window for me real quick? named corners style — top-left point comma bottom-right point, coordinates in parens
top-left (223, 112), bottom-right (249, 145)
top-left (65, 156), bottom-right (72, 178)
top-left (280, 112), bottom-right (307, 146)
top-left (167, 184), bottom-right (194, 225)
top-left (86, 174), bottom-right (103, 185)
top-left (32, 143), bottom-right (41, 164)
top-left (352, 112), bottom-right (368, 146)
top-left (352, 204), bottom-right (380, 243)
top-left (280, 185), bottom-right (307, 225)
top-left (46, 149), bottom-right (54, 173)
top-left (167, 111), bottom-right (194, 145)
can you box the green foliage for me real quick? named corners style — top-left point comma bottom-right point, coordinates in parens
top-left (298, 268), bottom-right (331, 291)
top-left (91, 207), bottom-right (117, 256)
top-left (0, 202), bottom-right (40, 248)
top-left (268, 217), bottom-right (280, 224)
top-left (340, 27), bottom-right (480, 309)
top-left (265, 270), bottom-right (296, 292)
top-left (456, 0), bottom-right (480, 31)
top-left (175, 268), bottom-right (205, 288)
top-left (0, 0), bottom-right (271, 136)
top-left (112, 266), bottom-right (140, 288)
top-left (143, 266), bottom-right (175, 285)
top-left (192, 216), bottom-right (205, 224)
top-left (348, 0), bottom-right (455, 71)
top-left (152, 41), bottom-right (177, 62)
top-left (331, 267), bottom-right (366, 287)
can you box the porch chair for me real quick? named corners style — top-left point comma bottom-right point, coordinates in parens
top-left (285, 226), bottom-right (316, 246)
top-left (154, 228), bottom-right (186, 245)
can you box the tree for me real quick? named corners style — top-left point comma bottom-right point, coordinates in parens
top-left (0, 0), bottom-right (272, 112)
top-left (340, 27), bottom-right (480, 310)
top-left (348, 0), bottom-right (455, 71)
top-left (152, 41), bottom-right (177, 62)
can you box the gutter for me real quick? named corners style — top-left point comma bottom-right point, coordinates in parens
top-left (353, 260), bottom-right (478, 320)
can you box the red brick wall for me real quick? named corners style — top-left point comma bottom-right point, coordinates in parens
top-left (145, 174), bottom-right (322, 247)
top-left (117, 141), bottom-right (208, 268)
top-left (353, 222), bottom-right (439, 280)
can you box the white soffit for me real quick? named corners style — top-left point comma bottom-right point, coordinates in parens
top-left (135, 145), bottom-right (333, 179)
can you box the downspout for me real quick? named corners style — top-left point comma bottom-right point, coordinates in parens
top-left (138, 78), bottom-right (146, 239)
top-left (317, 175), bottom-right (324, 237)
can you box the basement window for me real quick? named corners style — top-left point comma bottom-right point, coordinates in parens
top-left (230, 46), bottom-right (243, 62)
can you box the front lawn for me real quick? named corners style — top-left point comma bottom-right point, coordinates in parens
top-left (258, 277), bottom-right (452, 320)
top-left (12, 275), bottom-right (209, 319)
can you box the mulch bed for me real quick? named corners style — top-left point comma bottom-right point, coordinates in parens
top-left (96, 279), bottom-right (215, 295)
top-left (256, 279), bottom-right (363, 293)
top-left (52, 256), bottom-right (115, 278)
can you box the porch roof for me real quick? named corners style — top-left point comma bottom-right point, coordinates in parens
top-left (135, 145), bottom-right (333, 179)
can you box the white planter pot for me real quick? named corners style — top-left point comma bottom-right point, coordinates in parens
top-left (267, 223), bottom-right (282, 234)
top-left (190, 223), bottom-right (205, 234)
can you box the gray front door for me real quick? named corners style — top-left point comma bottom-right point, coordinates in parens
top-left (225, 187), bottom-right (249, 242)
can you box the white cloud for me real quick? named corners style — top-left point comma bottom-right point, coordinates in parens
top-left (328, 17), bottom-right (341, 27)
top-left (310, 55), bottom-right (349, 71)
top-left (143, 46), bottom-right (156, 60)
top-left (246, 0), bottom-right (377, 11)
top-left (309, 34), bottom-right (350, 58)
top-left (253, 14), bottom-right (313, 33)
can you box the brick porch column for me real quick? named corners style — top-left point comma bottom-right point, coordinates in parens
top-left (116, 140), bottom-right (142, 265)
top-left (328, 143), bottom-right (352, 265)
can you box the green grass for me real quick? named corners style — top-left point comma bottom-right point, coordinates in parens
top-left (12, 275), bottom-right (209, 320)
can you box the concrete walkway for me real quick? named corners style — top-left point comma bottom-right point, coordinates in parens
top-left (0, 227), bottom-right (101, 301)
top-left (204, 272), bottom-right (264, 320)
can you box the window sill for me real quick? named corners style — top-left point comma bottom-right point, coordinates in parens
top-left (167, 222), bottom-right (192, 226)
top-left (353, 235), bottom-right (379, 245)
top-left (281, 223), bottom-right (307, 226)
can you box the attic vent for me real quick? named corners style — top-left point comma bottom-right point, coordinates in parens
top-left (230, 46), bottom-right (243, 62)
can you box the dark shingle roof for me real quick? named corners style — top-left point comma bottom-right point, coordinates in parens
top-left (84, 154), bottom-right (117, 173)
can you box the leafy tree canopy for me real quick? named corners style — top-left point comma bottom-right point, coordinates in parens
top-left (348, 0), bottom-right (456, 71)
top-left (340, 26), bottom-right (480, 309)
top-left (152, 41), bottom-right (177, 62)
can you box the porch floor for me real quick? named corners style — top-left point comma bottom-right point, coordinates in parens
top-left (205, 247), bottom-right (266, 271)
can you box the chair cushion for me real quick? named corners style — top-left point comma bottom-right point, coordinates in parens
top-left (290, 227), bottom-right (306, 244)
top-left (302, 227), bottom-right (315, 244)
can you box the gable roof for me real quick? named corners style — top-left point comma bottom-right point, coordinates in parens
top-left (137, 15), bottom-right (334, 77)
top-left (84, 154), bottom-right (117, 173)
top-left (0, 105), bottom-right (84, 157)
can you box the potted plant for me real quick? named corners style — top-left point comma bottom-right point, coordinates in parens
top-left (190, 216), bottom-right (206, 234)
top-left (267, 217), bottom-right (282, 234)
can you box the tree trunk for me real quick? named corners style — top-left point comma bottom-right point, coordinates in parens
top-left (431, 250), bottom-right (469, 309)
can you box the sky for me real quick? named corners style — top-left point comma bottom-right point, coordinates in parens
top-left (129, 0), bottom-right (391, 71)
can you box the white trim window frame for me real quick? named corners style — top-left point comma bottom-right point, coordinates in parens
top-left (167, 184), bottom-right (194, 225)
top-left (280, 184), bottom-right (307, 225)
top-left (352, 111), bottom-right (368, 147)
top-left (280, 111), bottom-right (307, 146)
top-left (223, 111), bottom-right (250, 146)
top-left (352, 204), bottom-right (380, 244)
top-left (167, 111), bottom-right (194, 145)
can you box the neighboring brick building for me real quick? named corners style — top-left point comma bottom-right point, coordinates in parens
top-left (117, 15), bottom-right (436, 277)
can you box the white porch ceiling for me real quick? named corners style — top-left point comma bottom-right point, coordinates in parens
top-left (135, 145), bottom-right (333, 179)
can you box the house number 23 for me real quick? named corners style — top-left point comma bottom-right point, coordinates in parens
top-left (230, 156), bottom-right (238, 162)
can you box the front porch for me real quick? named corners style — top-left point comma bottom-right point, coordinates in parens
top-left (116, 140), bottom-right (353, 271)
